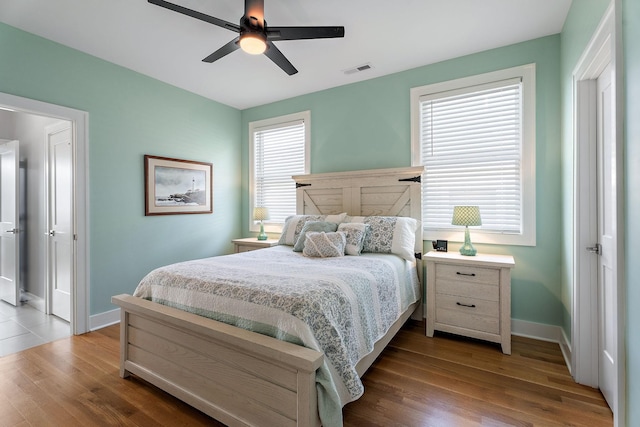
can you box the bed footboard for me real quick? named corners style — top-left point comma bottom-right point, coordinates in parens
top-left (111, 294), bottom-right (324, 427)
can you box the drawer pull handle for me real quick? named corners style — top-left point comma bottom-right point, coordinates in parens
top-left (456, 272), bottom-right (476, 277)
top-left (456, 302), bottom-right (476, 308)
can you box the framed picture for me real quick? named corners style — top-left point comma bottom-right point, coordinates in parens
top-left (144, 155), bottom-right (213, 216)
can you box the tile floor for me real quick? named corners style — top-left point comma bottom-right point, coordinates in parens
top-left (0, 300), bottom-right (70, 357)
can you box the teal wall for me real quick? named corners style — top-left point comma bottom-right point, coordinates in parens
top-left (242, 36), bottom-right (564, 326)
top-left (623, 0), bottom-right (639, 423)
top-left (0, 23), bottom-right (242, 315)
top-left (558, 0), bottom-right (611, 347)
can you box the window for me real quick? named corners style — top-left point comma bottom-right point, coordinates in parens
top-left (249, 111), bottom-right (310, 232)
top-left (411, 64), bottom-right (536, 246)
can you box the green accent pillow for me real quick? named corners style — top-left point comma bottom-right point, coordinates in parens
top-left (293, 221), bottom-right (339, 252)
top-left (278, 213), bottom-right (347, 246)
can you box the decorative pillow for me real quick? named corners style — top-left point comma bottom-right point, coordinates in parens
top-left (278, 213), bottom-right (347, 246)
top-left (337, 223), bottom-right (369, 255)
top-left (344, 215), bottom-right (418, 261)
top-left (302, 231), bottom-right (346, 258)
top-left (293, 221), bottom-right (339, 252)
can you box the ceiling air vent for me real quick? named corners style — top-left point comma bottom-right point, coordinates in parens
top-left (343, 63), bottom-right (372, 75)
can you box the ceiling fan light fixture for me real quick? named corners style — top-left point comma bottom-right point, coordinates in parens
top-left (239, 33), bottom-right (267, 55)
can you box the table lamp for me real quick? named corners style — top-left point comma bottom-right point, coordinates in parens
top-left (452, 206), bottom-right (482, 256)
top-left (253, 207), bottom-right (270, 241)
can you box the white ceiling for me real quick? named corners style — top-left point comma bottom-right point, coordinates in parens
top-left (0, 0), bottom-right (572, 110)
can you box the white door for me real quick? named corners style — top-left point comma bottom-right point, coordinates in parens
top-left (0, 140), bottom-right (20, 306)
top-left (47, 125), bottom-right (73, 322)
top-left (596, 63), bottom-right (617, 410)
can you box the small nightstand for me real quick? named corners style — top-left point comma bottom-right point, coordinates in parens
top-left (425, 251), bottom-right (515, 354)
top-left (232, 237), bottom-right (279, 253)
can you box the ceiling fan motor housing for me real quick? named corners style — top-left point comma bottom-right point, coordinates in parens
top-left (239, 16), bottom-right (268, 53)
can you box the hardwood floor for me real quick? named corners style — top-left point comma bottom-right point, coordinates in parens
top-left (0, 322), bottom-right (611, 426)
top-left (344, 323), bottom-right (612, 426)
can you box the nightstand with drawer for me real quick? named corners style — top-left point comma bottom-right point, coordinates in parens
top-left (425, 251), bottom-right (515, 354)
top-left (232, 237), bottom-right (279, 253)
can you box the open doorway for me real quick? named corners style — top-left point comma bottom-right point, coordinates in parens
top-left (0, 92), bottom-right (89, 336)
top-left (1, 112), bottom-right (71, 315)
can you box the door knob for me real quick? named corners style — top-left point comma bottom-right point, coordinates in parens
top-left (586, 243), bottom-right (602, 255)
top-left (5, 228), bottom-right (18, 234)
top-left (48, 230), bottom-right (56, 236)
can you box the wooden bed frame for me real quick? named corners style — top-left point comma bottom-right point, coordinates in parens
top-left (112, 166), bottom-right (424, 427)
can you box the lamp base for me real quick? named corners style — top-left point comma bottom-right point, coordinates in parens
top-left (257, 222), bottom-right (267, 241)
top-left (459, 226), bottom-right (477, 256)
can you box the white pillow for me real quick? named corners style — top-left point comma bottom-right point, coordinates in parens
top-left (337, 223), bottom-right (369, 255)
top-left (278, 213), bottom-right (347, 246)
top-left (302, 231), bottom-right (346, 258)
top-left (344, 215), bottom-right (417, 261)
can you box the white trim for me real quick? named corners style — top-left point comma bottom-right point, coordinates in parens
top-left (89, 308), bottom-right (120, 331)
top-left (559, 327), bottom-right (573, 376)
top-left (510, 319), bottom-right (573, 375)
top-left (410, 64), bottom-right (536, 246)
top-left (510, 318), bottom-right (572, 373)
top-left (511, 318), bottom-right (562, 343)
top-left (0, 91), bottom-right (90, 335)
top-left (572, 3), bottom-right (625, 426)
top-left (572, 0), bottom-right (612, 384)
top-left (22, 292), bottom-right (46, 313)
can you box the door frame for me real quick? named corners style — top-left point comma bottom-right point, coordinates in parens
top-left (572, 3), bottom-right (625, 426)
top-left (0, 91), bottom-right (89, 335)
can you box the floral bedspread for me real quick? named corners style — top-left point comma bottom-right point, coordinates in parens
top-left (133, 245), bottom-right (420, 427)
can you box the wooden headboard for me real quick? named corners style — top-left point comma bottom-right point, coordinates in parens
top-left (293, 166), bottom-right (424, 261)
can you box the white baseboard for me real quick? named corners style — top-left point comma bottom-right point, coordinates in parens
top-left (22, 292), bottom-right (46, 312)
top-left (511, 319), bottom-right (573, 372)
top-left (559, 327), bottom-right (573, 375)
top-left (21, 293), bottom-right (120, 333)
top-left (511, 318), bottom-right (563, 343)
top-left (89, 308), bottom-right (120, 331)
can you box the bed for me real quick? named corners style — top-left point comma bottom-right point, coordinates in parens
top-left (111, 166), bottom-right (424, 427)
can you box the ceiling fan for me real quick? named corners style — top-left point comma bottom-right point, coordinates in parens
top-left (148, 0), bottom-right (345, 75)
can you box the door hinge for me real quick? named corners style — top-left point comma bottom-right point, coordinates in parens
top-left (586, 243), bottom-right (602, 255)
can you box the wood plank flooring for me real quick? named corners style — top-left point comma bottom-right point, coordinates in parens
top-left (0, 321), bottom-right (612, 426)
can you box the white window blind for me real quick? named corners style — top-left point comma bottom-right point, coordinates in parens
top-left (420, 79), bottom-right (523, 234)
top-left (252, 117), bottom-right (306, 225)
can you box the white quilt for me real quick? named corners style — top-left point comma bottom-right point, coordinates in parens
top-left (133, 245), bottom-right (420, 427)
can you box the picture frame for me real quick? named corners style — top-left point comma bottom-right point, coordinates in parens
top-left (432, 239), bottom-right (448, 252)
top-left (144, 155), bottom-right (213, 216)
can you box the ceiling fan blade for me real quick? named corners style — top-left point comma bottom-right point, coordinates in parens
top-left (264, 41), bottom-right (298, 75)
top-left (148, 0), bottom-right (240, 33)
top-left (202, 38), bottom-right (241, 63)
top-left (266, 26), bottom-right (345, 41)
